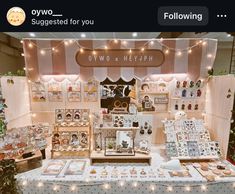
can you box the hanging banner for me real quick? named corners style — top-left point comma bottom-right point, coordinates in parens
top-left (75, 49), bottom-right (165, 67)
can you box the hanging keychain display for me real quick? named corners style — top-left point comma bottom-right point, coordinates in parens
top-left (140, 126), bottom-right (145, 135)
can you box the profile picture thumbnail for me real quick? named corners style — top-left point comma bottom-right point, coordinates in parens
top-left (6, 7), bottom-right (26, 26)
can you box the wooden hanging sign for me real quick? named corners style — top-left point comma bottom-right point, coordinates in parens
top-left (75, 49), bottom-right (165, 67)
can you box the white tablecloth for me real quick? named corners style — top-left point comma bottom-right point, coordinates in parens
top-left (16, 152), bottom-right (235, 194)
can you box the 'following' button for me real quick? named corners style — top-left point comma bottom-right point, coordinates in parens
top-left (158, 6), bottom-right (209, 26)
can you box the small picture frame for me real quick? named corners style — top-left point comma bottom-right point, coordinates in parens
top-left (78, 131), bottom-right (89, 148)
top-left (65, 109), bottom-right (73, 122)
top-left (73, 109), bottom-right (81, 122)
top-left (105, 131), bottom-right (135, 156)
top-left (55, 109), bottom-right (64, 123)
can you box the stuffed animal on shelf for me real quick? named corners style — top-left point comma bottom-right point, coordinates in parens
top-left (174, 111), bottom-right (187, 120)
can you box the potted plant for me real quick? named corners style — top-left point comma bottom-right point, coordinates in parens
top-left (0, 159), bottom-right (21, 194)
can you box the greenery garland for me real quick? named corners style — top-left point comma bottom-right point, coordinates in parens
top-left (0, 159), bottom-right (21, 194)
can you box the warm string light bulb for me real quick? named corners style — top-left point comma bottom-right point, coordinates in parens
top-left (167, 186), bottom-right (173, 192)
top-left (201, 185), bottom-right (207, 191)
top-left (150, 41), bottom-right (154, 45)
top-left (52, 47), bottom-right (55, 51)
top-left (40, 49), bottom-right (45, 55)
top-left (165, 49), bottom-right (169, 54)
top-left (92, 50), bottom-right (97, 55)
top-left (150, 185), bottom-right (156, 191)
top-left (70, 185), bottom-right (77, 191)
top-left (80, 48), bottom-right (84, 53)
top-left (207, 54), bottom-right (212, 58)
top-left (21, 53), bottom-right (25, 56)
top-left (114, 39), bottom-right (118, 44)
top-left (28, 43), bottom-right (33, 48)
top-left (141, 47), bottom-right (145, 51)
top-left (104, 46), bottom-right (108, 50)
top-left (177, 51), bottom-right (182, 56)
top-left (22, 180), bottom-right (27, 186)
top-left (119, 181), bottom-right (125, 187)
top-left (185, 186), bottom-right (191, 191)
top-left (37, 182), bottom-right (44, 187)
top-left (20, 40), bottom-right (23, 44)
top-left (188, 49), bottom-right (192, 54)
top-left (122, 40), bottom-right (127, 45)
top-left (64, 41), bottom-right (69, 46)
top-left (202, 41), bottom-right (207, 46)
top-left (129, 49), bottom-right (132, 54)
top-left (103, 183), bottom-right (110, 189)
top-left (132, 181), bottom-right (138, 187)
top-left (53, 185), bottom-right (59, 191)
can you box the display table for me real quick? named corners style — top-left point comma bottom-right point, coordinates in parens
top-left (16, 150), bottom-right (235, 194)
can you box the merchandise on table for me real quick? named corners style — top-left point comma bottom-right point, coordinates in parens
top-left (163, 117), bottom-right (222, 160)
top-left (0, 124), bottom-right (50, 160)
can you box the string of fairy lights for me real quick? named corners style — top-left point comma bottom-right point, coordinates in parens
top-left (19, 179), bottom-right (235, 192)
top-left (20, 38), bottom-right (215, 59)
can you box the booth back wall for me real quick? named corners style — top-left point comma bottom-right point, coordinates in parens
top-left (22, 39), bottom-right (218, 144)
top-left (23, 39), bottom-right (217, 81)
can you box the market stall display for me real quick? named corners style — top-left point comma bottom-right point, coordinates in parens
top-left (0, 37), bottom-right (235, 194)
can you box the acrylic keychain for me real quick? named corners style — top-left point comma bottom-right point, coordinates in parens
top-left (188, 103), bottom-right (192, 110)
top-left (195, 80), bottom-right (202, 88)
top-left (189, 81), bottom-right (194, 88)
top-left (182, 89), bottom-right (187, 97)
top-left (176, 81), bottom-right (180, 88)
top-left (183, 81), bottom-right (187, 88)
top-left (147, 125), bottom-right (152, 135)
top-left (175, 103), bottom-right (179, 110)
top-left (140, 126), bottom-right (145, 135)
top-left (197, 89), bottom-right (202, 97)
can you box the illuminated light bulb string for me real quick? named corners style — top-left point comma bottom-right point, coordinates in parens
top-left (22, 38), bottom-right (214, 58)
top-left (20, 179), bottom-right (235, 192)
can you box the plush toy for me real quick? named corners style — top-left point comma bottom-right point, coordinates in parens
top-left (174, 111), bottom-right (187, 120)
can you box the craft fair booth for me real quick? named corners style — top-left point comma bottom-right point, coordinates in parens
top-left (0, 38), bottom-right (235, 194)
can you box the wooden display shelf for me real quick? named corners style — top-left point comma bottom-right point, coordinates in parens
top-left (51, 150), bottom-right (89, 159)
top-left (51, 125), bottom-right (91, 159)
top-left (54, 126), bottom-right (89, 132)
top-left (139, 91), bottom-right (168, 95)
top-left (95, 127), bottom-right (139, 130)
top-left (90, 150), bottom-right (151, 165)
top-left (142, 111), bottom-right (169, 114)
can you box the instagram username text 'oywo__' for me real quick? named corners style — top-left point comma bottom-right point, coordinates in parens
top-left (30, 9), bottom-right (94, 26)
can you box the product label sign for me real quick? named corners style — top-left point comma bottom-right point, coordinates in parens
top-left (75, 49), bottom-right (165, 67)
